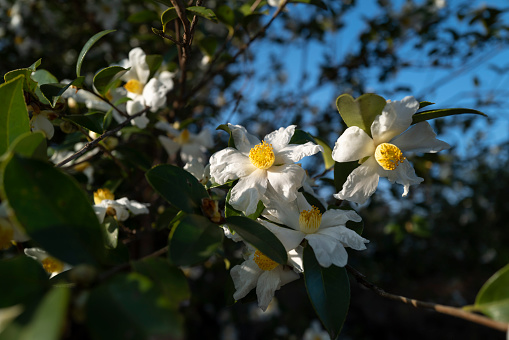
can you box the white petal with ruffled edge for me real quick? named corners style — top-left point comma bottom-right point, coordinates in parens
top-left (230, 169), bottom-right (267, 215)
top-left (371, 96), bottom-right (419, 145)
top-left (116, 197), bottom-right (149, 215)
top-left (385, 159), bottom-right (423, 197)
top-left (258, 220), bottom-right (305, 251)
top-left (320, 208), bottom-right (362, 229)
top-left (266, 164), bottom-right (305, 202)
top-left (306, 233), bottom-right (348, 267)
top-left (31, 114), bottom-right (54, 139)
top-left (392, 121), bottom-right (451, 154)
top-left (159, 136), bottom-right (181, 157)
top-left (256, 269), bottom-right (283, 311)
top-left (231, 259), bottom-right (263, 301)
top-left (229, 123), bottom-right (260, 154)
top-left (334, 157), bottom-right (382, 204)
top-left (181, 143), bottom-right (206, 163)
top-left (332, 126), bottom-right (374, 162)
top-left (121, 47), bottom-right (150, 84)
top-left (275, 142), bottom-right (323, 164)
top-left (318, 225), bottom-right (368, 251)
top-left (209, 148), bottom-right (256, 184)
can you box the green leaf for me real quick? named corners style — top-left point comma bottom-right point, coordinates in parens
top-left (0, 256), bottom-right (49, 308)
top-left (0, 75), bottom-right (30, 156)
top-left (225, 216), bottom-right (288, 265)
top-left (418, 101), bottom-right (435, 109)
top-left (31, 69), bottom-right (58, 105)
top-left (289, 129), bottom-right (315, 145)
top-left (313, 135), bottom-right (334, 169)
top-left (225, 186), bottom-right (264, 220)
top-left (0, 287), bottom-right (70, 340)
top-left (473, 264), bottom-right (509, 322)
top-left (132, 257), bottom-right (190, 309)
top-left (216, 5), bottom-right (235, 27)
top-left (290, 0), bottom-right (328, 10)
top-left (6, 131), bottom-right (47, 161)
top-left (63, 112), bottom-right (105, 134)
top-left (336, 93), bottom-right (387, 137)
top-left (161, 7), bottom-right (178, 27)
top-left (101, 216), bottom-right (118, 249)
top-left (76, 30), bottom-right (116, 77)
top-left (186, 6), bottom-right (218, 23)
top-left (145, 164), bottom-right (209, 214)
top-left (39, 77), bottom-right (85, 108)
top-left (216, 123), bottom-right (236, 148)
top-left (169, 214), bottom-right (223, 266)
top-left (86, 273), bottom-right (184, 340)
top-left (412, 108), bottom-right (487, 125)
top-left (127, 9), bottom-right (159, 23)
top-left (3, 60), bottom-right (41, 94)
top-left (1, 154), bottom-right (105, 265)
top-left (303, 246), bottom-right (350, 340)
top-left (93, 66), bottom-right (129, 96)
top-left (334, 161), bottom-right (360, 193)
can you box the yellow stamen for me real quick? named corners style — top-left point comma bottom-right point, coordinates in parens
top-left (253, 250), bottom-right (279, 271)
top-left (249, 141), bottom-right (275, 170)
top-left (374, 143), bottom-right (406, 170)
top-left (177, 129), bottom-right (190, 144)
top-left (94, 188), bottom-right (114, 205)
top-left (124, 79), bottom-right (143, 95)
top-left (299, 206), bottom-right (322, 234)
top-left (41, 257), bottom-right (64, 274)
top-left (0, 219), bottom-right (14, 250)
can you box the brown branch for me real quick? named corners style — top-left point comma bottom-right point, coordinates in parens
top-left (152, 28), bottom-right (184, 46)
top-left (184, 0), bottom-right (289, 101)
top-left (55, 107), bottom-right (151, 168)
top-left (346, 265), bottom-right (509, 333)
top-left (170, 0), bottom-right (190, 39)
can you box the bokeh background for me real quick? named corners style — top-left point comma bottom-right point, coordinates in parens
top-left (1, 0), bottom-right (508, 338)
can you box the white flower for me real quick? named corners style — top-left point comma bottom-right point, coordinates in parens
top-left (303, 320), bottom-right (330, 340)
top-left (268, 0), bottom-right (284, 7)
top-left (230, 246), bottom-right (302, 311)
top-left (92, 188), bottom-right (149, 223)
top-left (209, 124), bottom-right (323, 215)
top-left (332, 96), bottom-right (451, 204)
top-left (184, 159), bottom-right (211, 184)
top-left (157, 122), bottom-right (213, 164)
top-left (261, 191), bottom-right (368, 268)
top-left (24, 247), bottom-right (72, 278)
top-left (30, 110), bottom-right (55, 139)
top-left (120, 48), bottom-right (174, 128)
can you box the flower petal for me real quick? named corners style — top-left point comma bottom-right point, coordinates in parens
top-left (230, 169), bottom-right (267, 215)
top-left (263, 125), bottom-right (295, 151)
top-left (209, 148), bottom-right (256, 184)
top-left (318, 226), bottom-right (368, 251)
top-left (332, 126), bottom-right (374, 162)
top-left (122, 47), bottom-right (150, 84)
top-left (157, 70), bottom-right (174, 90)
top-left (93, 205), bottom-right (107, 223)
top-left (181, 143), bottom-right (206, 163)
top-left (256, 269), bottom-right (282, 311)
top-left (229, 124), bottom-right (260, 154)
top-left (231, 259), bottom-right (262, 301)
top-left (385, 159), bottom-right (423, 197)
top-left (275, 142), bottom-right (323, 164)
top-left (143, 78), bottom-right (169, 111)
top-left (159, 136), bottom-right (180, 157)
top-left (116, 197), bottom-right (149, 215)
top-left (334, 157), bottom-right (381, 204)
top-left (392, 121), bottom-right (451, 153)
top-left (31, 115), bottom-right (54, 139)
top-left (258, 220), bottom-right (305, 251)
top-left (261, 186), bottom-right (300, 228)
top-left (266, 164), bottom-right (305, 202)
top-left (195, 129), bottom-right (214, 149)
top-left (320, 208), bottom-right (362, 229)
top-left (371, 96), bottom-right (419, 145)
top-left (306, 233), bottom-right (348, 267)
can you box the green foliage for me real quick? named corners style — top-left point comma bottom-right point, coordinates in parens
top-left (216, 124), bottom-right (236, 148)
top-left (146, 164), bottom-right (210, 214)
top-left (39, 77), bottom-right (85, 108)
top-left (226, 216), bottom-right (288, 265)
top-left (303, 246), bottom-right (350, 340)
top-left (63, 112), bottom-right (105, 134)
top-left (411, 107), bottom-right (487, 125)
top-left (6, 132), bottom-right (47, 161)
top-left (0, 76), bottom-right (30, 156)
top-left (93, 66), bottom-right (129, 96)
top-left (76, 30), bottom-right (116, 77)
top-left (186, 6), bottom-right (218, 23)
top-left (336, 93), bottom-right (387, 138)
top-left (333, 161), bottom-right (359, 193)
top-left (1, 154), bottom-right (105, 265)
top-left (473, 264), bottom-right (509, 322)
top-left (168, 214), bottom-right (223, 266)
top-left (86, 273), bottom-right (184, 340)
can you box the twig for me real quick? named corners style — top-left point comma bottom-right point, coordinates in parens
top-left (55, 107), bottom-right (151, 168)
top-left (152, 28), bottom-right (184, 46)
top-left (346, 265), bottom-right (509, 333)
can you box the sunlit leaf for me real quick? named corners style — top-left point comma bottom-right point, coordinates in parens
top-left (418, 101), bottom-right (435, 109)
top-left (411, 108), bottom-right (487, 125)
top-left (313, 135), bottom-right (334, 169)
top-left (186, 6), bottom-right (218, 23)
top-left (0, 75), bottom-right (30, 156)
top-left (161, 7), bottom-right (178, 27)
top-left (76, 30), bottom-right (116, 77)
top-left (216, 124), bottom-right (236, 148)
top-left (473, 263), bottom-right (509, 322)
top-left (93, 66), bottom-right (129, 96)
top-left (226, 216), bottom-right (287, 265)
top-left (304, 246), bottom-right (350, 340)
top-left (336, 93), bottom-right (387, 138)
top-left (169, 214), bottom-right (223, 266)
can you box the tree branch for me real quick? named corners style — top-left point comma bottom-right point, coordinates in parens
top-left (55, 107), bottom-right (151, 168)
top-left (346, 265), bottom-right (509, 333)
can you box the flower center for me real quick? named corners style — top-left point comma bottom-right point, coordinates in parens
top-left (374, 143), bottom-right (406, 170)
top-left (253, 250), bottom-right (279, 271)
top-left (0, 219), bottom-right (14, 250)
top-left (94, 188), bottom-right (114, 205)
top-left (41, 257), bottom-right (64, 274)
top-left (177, 129), bottom-right (190, 144)
top-left (249, 141), bottom-right (275, 170)
top-left (299, 206), bottom-right (322, 234)
top-left (124, 79), bottom-right (144, 95)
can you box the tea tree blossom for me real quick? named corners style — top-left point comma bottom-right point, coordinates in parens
top-left (261, 191), bottom-right (368, 267)
top-left (29, 107), bottom-right (56, 139)
top-left (332, 96), bottom-right (451, 204)
top-left (231, 246), bottom-right (303, 311)
top-left (209, 124), bottom-right (323, 215)
top-left (92, 188), bottom-right (149, 223)
top-left (24, 247), bottom-right (71, 278)
top-left (156, 122), bottom-right (213, 164)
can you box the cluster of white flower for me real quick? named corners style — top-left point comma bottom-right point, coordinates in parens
top-left (205, 97), bottom-right (449, 311)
